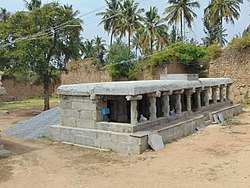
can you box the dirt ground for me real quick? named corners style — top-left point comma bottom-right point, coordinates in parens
top-left (1, 106), bottom-right (250, 188)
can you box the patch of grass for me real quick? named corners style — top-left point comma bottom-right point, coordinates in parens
top-left (0, 97), bottom-right (59, 110)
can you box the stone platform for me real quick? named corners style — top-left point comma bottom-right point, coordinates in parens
top-left (50, 104), bottom-right (242, 154)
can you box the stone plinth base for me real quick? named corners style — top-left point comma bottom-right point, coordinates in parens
top-left (50, 104), bottom-right (242, 154)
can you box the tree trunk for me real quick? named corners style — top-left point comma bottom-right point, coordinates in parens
top-left (43, 72), bottom-right (50, 111)
top-left (220, 16), bottom-right (223, 47)
top-left (150, 33), bottom-right (153, 54)
top-left (128, 30), bottom-right (131, 51)
top-left (180, 12), bottom-right (183, 41)
top-left (110, 32), bottom-right (113, 46)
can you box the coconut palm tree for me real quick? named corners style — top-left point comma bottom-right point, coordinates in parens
top-left (202, 9), bottom-right (228, 47)
top-left (164, 0), bottom-right (200, 41)
top-left (23, 0), bottom-right (42, 11)
top-left (131, 32), bottom-right (143, 56)
top-left (81, 39), bottom-right (96, 58)
top-left (116, 0), bottom-right (144, 50)
top-left (62, 4), bottom-right (80, 17)
top-left (0, 8), bottom-right (11, 23)
top-left (205, 0), bottom-right (243, 47)
top-left (94, 36), bottom-right (106, 64)
top-left (139, 6), bottom-right (168, 53)
top-left (97, 0), bottom-right (120, 46)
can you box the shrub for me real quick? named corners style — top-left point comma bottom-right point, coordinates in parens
top-left (142, 42), bottom-right (210, 75)
top-left (228, 34), bottom-right (250, 50)
top-left (207, 44), bottom-right (222, 60)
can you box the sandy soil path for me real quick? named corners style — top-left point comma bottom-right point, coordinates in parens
top-left (1, 106), bottom-right (250, 188)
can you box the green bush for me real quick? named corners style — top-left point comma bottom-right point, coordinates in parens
top-left (228, 34), bottom-right (250, 50)
top-left (142, 42), bottom-right (210, 75)
top-left (146, 49), bottom-right (177, 68)
top-left (207, 44), bottom-right (222, 60)
top-left (169, 42), bottom-right (209, 65)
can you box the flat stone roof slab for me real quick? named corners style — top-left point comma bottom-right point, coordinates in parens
top-left (57, 78), bottom-right (233, 96)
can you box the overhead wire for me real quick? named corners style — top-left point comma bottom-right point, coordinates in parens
top-left (0, 0), bottom-right (161, 48)
top-left (0, 5), bottom-right (107, 49)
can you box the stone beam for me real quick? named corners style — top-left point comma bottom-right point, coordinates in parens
top-left (126, 95), bottom-right (143, 101)
top-left (147, 91), bottom-right (161, 98)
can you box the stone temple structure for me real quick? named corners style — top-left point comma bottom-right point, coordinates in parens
top-left (50, 74), bottom-right (242, 153)
top-left (0, 71), bottom-right (9, 157)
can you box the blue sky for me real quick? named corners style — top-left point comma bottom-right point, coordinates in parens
top-left (1, 0), bottom-right (249, 44)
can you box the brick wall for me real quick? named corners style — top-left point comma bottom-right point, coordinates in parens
top-left (209, 47), bottom-right (250, 103)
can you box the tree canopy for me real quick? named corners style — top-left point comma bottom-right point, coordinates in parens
top-left (0, 2), bottom-right (82, 110)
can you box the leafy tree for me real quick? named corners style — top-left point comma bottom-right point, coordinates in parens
top-left (205, 0), bottom-right (243, 46)
top-left (24, 0), bottom-right (42, 11)
top-left (106, 39), bottom-right (135, 78)
top-left (116, 0), bottom-right (144, 50)
top-left (97, 0), bottom-right (120, 46)
top-left (138, 6), bottom-right (168, 54)
top-left (1, 2), bottom-right (82, 110)
top-left (164, 0), bottom-right (200, 41)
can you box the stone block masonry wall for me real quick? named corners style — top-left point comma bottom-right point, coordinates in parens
top-left (0, 77), bottom-right (57, 101)
top-left (61, 59), bottom-right (112, 85)
top-left (61, 59), bottom-right (187, 84)
top-left (49, 125), bottom-right (143, 153)
top-left (209, 47), bottom-right (250, 104)
top-left (60, 96), bottom-right (98, 129)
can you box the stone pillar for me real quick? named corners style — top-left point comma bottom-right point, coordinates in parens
top-left (226, 84), bottom-right (231, 101)
top-left (162, 90), bottom-right (173, 117)
top-left (185, 88), bottom-right (195, 112)
top-left (196, 88), bottom-right (202, 111)
top-left (219, 85), bottom-right (224, 102)
top-left (212, 86), bottom-right (218, 104)
top-left (147, 91), bottom-right (161, 120)
top-left (204, 87), bottom-right (210, 107)
top-left (126, 95), bottom-right (142, 125)
top-left (174, 90), bottom-right (184, 114)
